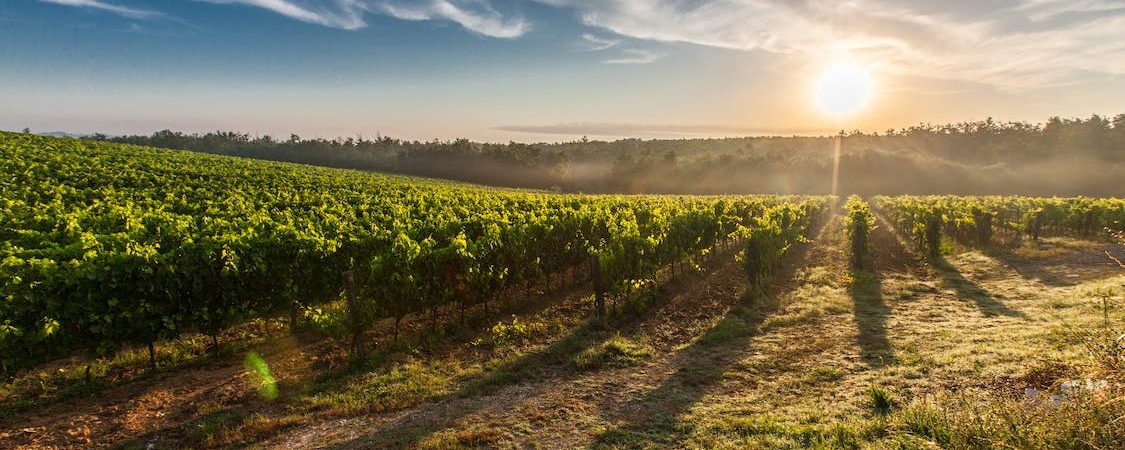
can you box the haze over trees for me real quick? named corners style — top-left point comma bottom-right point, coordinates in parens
top-left (101, 114), bottom-right (1125, 196)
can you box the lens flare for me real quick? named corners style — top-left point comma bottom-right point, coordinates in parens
top-left (244, 351), bottom-right (278, 401)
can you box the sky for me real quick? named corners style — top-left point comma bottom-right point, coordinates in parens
top-left (1, 0), bottom-right (1124, 142)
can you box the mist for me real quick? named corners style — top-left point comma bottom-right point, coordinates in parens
top-left (95, 114), bottom-right (1124, 196)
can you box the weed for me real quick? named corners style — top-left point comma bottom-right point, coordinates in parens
top-left (867, 385), bottom-right (896, 415)
top-left (894, 402), bottom-right (951, 447)
top-left (573, 333), bottom-right (652, 370)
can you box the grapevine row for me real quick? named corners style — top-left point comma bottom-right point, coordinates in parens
top-left (874, 195), bottom-right (1125, 255)
top-left (0, 132), bottom-right (826, 373)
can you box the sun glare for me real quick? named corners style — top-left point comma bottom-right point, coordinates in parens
top-left (814, 64), bottom-right (873, 116)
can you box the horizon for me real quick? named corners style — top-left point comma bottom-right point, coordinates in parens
top-left (13, 112), bottom-right (1121, 146)
top-left (3, 1), bottom-right (1124, 142)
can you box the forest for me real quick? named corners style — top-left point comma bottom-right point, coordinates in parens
top-left (101, 114), bottom-right (1125, 196)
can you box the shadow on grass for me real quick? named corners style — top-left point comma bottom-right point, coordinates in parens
top-left (589, 305), bottom-right (766, 448)
top-left (929, 256), bottom-right (1028, 319)
top-left (848, 272), bottom-right (896, 367)
top-left (587, 216), bottom-right (830, 448)
top-left (108, 313), bottom-right (613, 450)
top-left (330, 317), bottom-right (612, 449)
top-left (316, 233), bottom-right (790, 448)
top-left (322, 247), bottom-right (747, 449)
top-left (981, 245), bottom-right (1079, 287)
top-left (102, 270), bottom-right (606, 450)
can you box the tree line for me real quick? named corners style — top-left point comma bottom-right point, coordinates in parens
top-left (87, 114), bottom-right (1124, 196)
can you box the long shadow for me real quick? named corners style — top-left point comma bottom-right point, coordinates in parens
top-left (981, 242), bottom-right (1125, 287)
top-left (979, 245), bottom-right (1075, 287)
top-left (848, 272), bottom-right (895, 367)
top-left (341, 321), bottom-right (610, 448)
top-left (589, 305), bottom-right (766, 448)
top-left (870, 212), bottom-right (1027, 320)
top-left (846, 219), bottom-right (919, 368)
top-left (929, 256), bottom-right (1028, 319)
top-left (106, 262), bottom-right (608, 450)
top-left (587, 215), bottom-right (831, 448)
top-left (324, 245), bottom-right (749, 449)
top-left (111, 316), bottom-right (608, 450)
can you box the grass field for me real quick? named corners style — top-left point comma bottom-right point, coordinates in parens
top-left (2, 206), bottom-right (1122, 449)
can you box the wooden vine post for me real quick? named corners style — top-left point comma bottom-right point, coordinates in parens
top-left (591, 254), bottom-right (605, 318)
top-left (343, 270), bottom-right (364, 359)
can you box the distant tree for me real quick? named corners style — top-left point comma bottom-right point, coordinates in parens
top-left (96, 114), bottom-right (1122, 196)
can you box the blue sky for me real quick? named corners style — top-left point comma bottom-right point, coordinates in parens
top-left (2, 0), bottom-right (1124, 142)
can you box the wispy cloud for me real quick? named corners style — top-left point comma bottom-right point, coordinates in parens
top-left (202, 0), bottom-right (527, 38)
top-left (534, 0), bottom-right (1125, 89)
top-left (603, 48), bottom-right (663, 65)
top-left (201, 0), bottom-right (364, 29)
top-left (39, 0), bottom-right (162, 20)
top-left (378, 0), bottom-right (529, 38)
top-left (1018, 0), bottom-right (1125, 21)
top-left (580, 33), bottom-right (662, 64)
top-left (581, 33), bottom-right (619, 51)
top-left (35, 0), bottom-right (1125, 88)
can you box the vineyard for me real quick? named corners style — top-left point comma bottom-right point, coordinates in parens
top-left (0, 132), bottom-right (826, 375)
top-left (2, 132), bottom-right (1124, 449)
top-left (873, 196), bottom-right (1125, 256)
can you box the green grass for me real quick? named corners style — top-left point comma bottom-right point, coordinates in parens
top-left (573, 333), bottom-right (654, 370)
top-left (186, 408), bottom-right (248, 447)
top-left (302, 358), bottom-right (467, 415)
top-left (867, 385), bottom-right (896, 415)
top-left (695, 313), bottom-right (752, 347)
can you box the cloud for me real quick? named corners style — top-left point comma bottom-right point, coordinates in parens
top-left (1018, 0), bottom-right (1125, 21)
top-left (201, 0), bottom-right (364, 29)
top-left (378, 1), bottom-right (529, 38)
top-left (37, 0), bottom-right (1125, 88)
top-left (204, 0), bottom-right (528, 38)
top-left (603, 48), bottom-right (663, 65)
top-left (580, 33), bottom-right (661, 64)
top-left (38, 0), bottom-right (162, 19)
top-left (581, 33), bottom-right (619, 51)
top-left (533, 0), bottom-right (1125, 89)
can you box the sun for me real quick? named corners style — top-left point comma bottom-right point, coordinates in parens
top-left (814, 64), bottom-right (873, 117)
